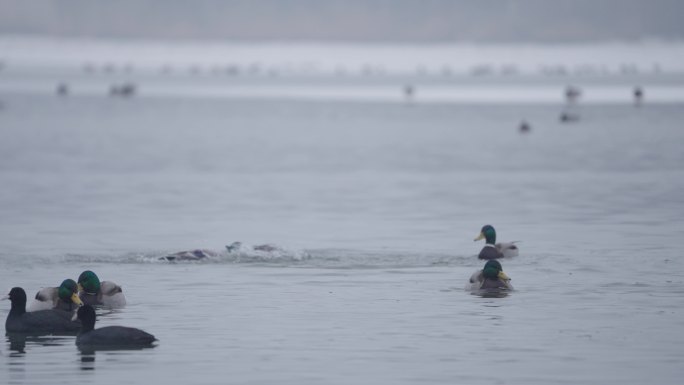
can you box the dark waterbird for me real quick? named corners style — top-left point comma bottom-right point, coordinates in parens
top-left (109, 82), bottom-right (136, 97)
top-left (519, 120), bottom-right (531, 133)
top-left (559, 111), bottom-right (580, 123)
top-left (4, 287), bottom-right (81, 334)
top-left (564, 85), bottom-right (581, 104)
top-left (74, 305), bottom-right (157, 349)
top-left (634, 86), bottom-right (644, 106)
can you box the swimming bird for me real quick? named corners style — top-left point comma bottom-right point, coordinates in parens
top-left (633, 86), bottom-right (644, 106)
top-left (74, 305), bottom-right (156, 348)
top-left (403, 84), bottom-right (415, 102)
top-left (564, 85), bottom-right (581, 104)
top-left (77, 271), bottom-right (126, 308)
top-left (161, 249), bottom-right (216, 261)
top-left (27, 279), bottom-right (83, 312)
top-left (4, 287), bottom-right (81, 333)
top-left (109, 82), bottom-right (136, 97)
top-left (474, 224), bottom-right (519, 259)
top-left (225, 241), bottom-right (280, 253)
top-left (519, 120), bottom-right (531, 133)
top-left (468, 260), bottom-right (513, 291)
top-left (559, 111), bottom-right (580, 123)
top-left (56, 83), bottom-right (69, 96)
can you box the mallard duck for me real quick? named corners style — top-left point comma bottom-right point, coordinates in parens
top-left (468, 260), bottom-right (513, 291)
top-left (27, 279), bottom-right (83, 312)
top-left (474, 224), bottom-right (519, 259)
top-left (77, 271), bottom-right (126, 308)
top-left (4, 287), bottom-right (81, 333)
top-left (74, 305), bottom-right (156, 349)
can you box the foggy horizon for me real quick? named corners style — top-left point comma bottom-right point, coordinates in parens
top-left (1, 0), bottom-right (684, 43)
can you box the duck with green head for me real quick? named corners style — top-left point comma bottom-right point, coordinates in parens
top-left (78, 270), bottom-right (126, 308)
top-left (468, 260), bottom-right (513, 291)
top-left (474, 224), bottom-right (519, 259)
top-left (27, 279), bottom-right (83, 312)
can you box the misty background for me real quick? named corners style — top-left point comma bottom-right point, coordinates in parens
top-left (1, 0), bottom-right (684, 43)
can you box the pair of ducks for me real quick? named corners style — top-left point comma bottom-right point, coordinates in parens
top-left (469, 225), bottom-right (518, 291)
top-left (4, 271), bottom-right (155, 349)
top-left (27, 270), bottom-right (126, 312)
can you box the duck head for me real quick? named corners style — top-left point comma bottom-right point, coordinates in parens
top-left (482, 260), bottom-right (510, 281)
top-left (474, 225), bottom-right (497, 244)
top-left (78, 271), bottom-right (101, 295)
top-left (58, 279), bottom-right (83, 306)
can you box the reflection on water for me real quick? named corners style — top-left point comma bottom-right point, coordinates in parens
top-left (6, 333), bottom-right (28, 354)
top-left (77, 344), bottom-right (157, 354)
top-left (5, 333), bottom-right (73, 353)
top-left (470, 288), bottom-right (511, 298)
top-left (4, 330), bottom-right (157, 375)
top-left (79, 351), bottom-right (96, 371)
top-left (5, 333), bottom-right (77, 384)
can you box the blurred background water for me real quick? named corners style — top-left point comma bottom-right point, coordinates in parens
top-left (2, 2), bottom-right (684, 384)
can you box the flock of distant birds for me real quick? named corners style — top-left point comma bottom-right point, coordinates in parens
top-left (0, 56), bottom-right (647, 130)
top-left (56, 81), bottom-right (137, 98)
top-left (524, 84), bottom-right (644, 132)
top-left (50, 79), bottom-right (646, 128)
top-left (555, 84), bottom-right (644, 123)
top-left (403, 83), bottom-right (646, 134)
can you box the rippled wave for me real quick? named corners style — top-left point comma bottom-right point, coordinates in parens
top-left (40, 243), bottom-right (473, 268)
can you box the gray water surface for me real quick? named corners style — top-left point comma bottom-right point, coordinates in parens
top-left (1, 88), bottom-right (684, 384)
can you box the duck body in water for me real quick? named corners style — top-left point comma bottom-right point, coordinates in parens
top-left (473, 225), bottom-right (519, 259)
top-left (78, 271), bottom-right (126, 308)
top-left (27, 279), bottom-right (83, 312)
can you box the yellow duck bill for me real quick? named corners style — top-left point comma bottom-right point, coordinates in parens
top-left (71, 292), bottom-right (83, 306)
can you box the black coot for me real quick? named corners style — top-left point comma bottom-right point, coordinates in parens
top-left (75, 305), bottom-right (157, 348)
top-left (4, 287), bottom-right (81, 333)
